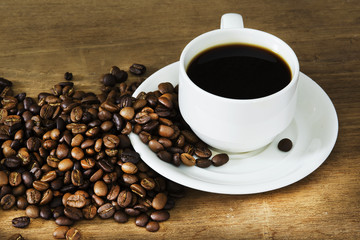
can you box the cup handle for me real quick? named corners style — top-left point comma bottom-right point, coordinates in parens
top-left (220, 13), bottom-right (244, 29)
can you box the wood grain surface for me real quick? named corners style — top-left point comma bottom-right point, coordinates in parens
top-left (0, 0), bottom-right (359, 239)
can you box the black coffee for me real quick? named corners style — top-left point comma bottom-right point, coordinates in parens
top-left (186, 44), bottom-right (292, 99)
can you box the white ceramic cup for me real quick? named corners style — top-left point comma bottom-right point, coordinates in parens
top-left (179, 13), bottom-right (300, 153)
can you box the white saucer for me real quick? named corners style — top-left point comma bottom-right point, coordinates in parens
top-left (129, 62), bottom-right (338, 194)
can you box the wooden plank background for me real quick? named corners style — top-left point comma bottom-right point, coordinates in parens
top-left (0, 0), bottom-right (359, 239)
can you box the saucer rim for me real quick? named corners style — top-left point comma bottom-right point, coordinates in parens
top-left (129, 61), bottom-right (339, 195)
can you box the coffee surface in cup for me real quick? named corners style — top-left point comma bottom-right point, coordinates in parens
top-left (186, 44), bottom-right (291, 99)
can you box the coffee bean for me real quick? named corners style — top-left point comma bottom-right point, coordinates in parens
top-left (211, 153), bottom-right (229, 166)
top-left (58, 158), bottom-right (74, 172)
top-left (33, 180), bottom-right (50, 191)
top-left (65, 194), bottom-right (86, 208)
top-left (94, 180), bottom-right (108, 197)
top-left (157, 150), bottom-right (172, 163)
top-left (82, 205), bottom-right (97, 220)
top-left (25, 205), bottom-right (40, 218)
top-left (114, 211), bottom-right (128, 223)
top-left (278, 138), bottom-right (293, 152)
top-left (26, 188), bottom-right (41, 205)
top-left (64, 206), bottom-right (83, 220)
top-left (117, 190), bottom-right (132, 208)
top-left (39, 205), bottom-right (52, 219)
top-left (12, 216), bottom-right (30, 228)
top-left (135, 213), bottom-right (149, 227)
top-left (53, 226), bottom-right (70, 239)
top-left (8, 234), bottom-right (25, 240)
top-left (4, 156), bottom-right (22, 168)
top-left (16, 196), bottom-right (28, 210)
top-left (194, 158), bottom-right (211, 168)
top-left (146, 221), bottom-right (160, 232)
top-left (39, 188), bottom-right (53, 205)
top-left (130, 184), bottom-right (146, 198)
top-left (1, 193), bottom-right (16, 210)
top-left (70, 106), bottom-right (83, 123)
top-left (107, 184), bottom-right (121, 201)
top-left (180, 153), bottom-right (196, 166)
top-left (120, 150), bottom-right (140, 164)
top-left (150, 210), bottom-right (170, 222)
top-left (41, 170), bottom-right (57, 182)
top-left (97, 203), bottom-right (115, 219)
top-left (152, 193), bottom-right (167, 210)
top-left (66, 227), bottom-right (81, 240)
top-left (103, 134), bottom-right (120, 149)
top-left (71, 169), bottom-right (84, 186)
top-left (55, 216), bottom-right (74, 226)
top-left (102, 73), bottom-right (117, 87)
top-left (129, 63), bottom-right (146, 75)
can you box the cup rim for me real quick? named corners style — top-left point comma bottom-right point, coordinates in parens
top-left (179, 28), bottom-right (300, 103)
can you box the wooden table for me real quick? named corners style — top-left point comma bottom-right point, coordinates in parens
top-left (0, 0), bottom-right (359, 239)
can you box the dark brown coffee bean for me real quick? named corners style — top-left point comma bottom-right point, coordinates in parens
top-left (98, 159), bottom-right (114, 172)
top-left (53, 226), bottom-right (70, 239)
top-left (40, 104), bottom-right (55, 119)
top-left (56, 144), bottom-right (70, 160)
top-left (66, 227), bottom-right (81, 240)
top-left (278, 138), bottom-right (293, 152)
top-left (211, 153), bottom-right (229, 166)
top-left (71, 169), bottom-right (84, 186)
top-left (120, 150), bottom-right (140, 164)
top-left (97, 203), bottom-right (115, 219)
top-left (117, 190), bottom-right (132, 208)
top-left (12, 216), bottom-right (30, 228)
top-left (194, 144), bottom-right (212, 158)
top-left (135, 213), bottom-right (149, 227)
top-left (39, 205), bottom-right (52, 219)
top-left (196, 158), bottom-right (212, 168)
top-left (110, 66), bottom-right (128, 83)
top-left (64, 206), bottom-right (83, 220)
top-left (55, 216), bottom-right (74, 226)
top-left (152, 193), bottom-right (167, 210)
top-left (157, 150), bottom-right (172, 163)
top-left (158, 82), bottom-right (174, 94)
top-left (130, 184), bottom-right (146, 198)
top-left (129, 63), bottom-right (146, 75)
top-left (1, 193), bottom-right (16, 210)
top-left (8, 234), bottom-right (25, 240)
top-left (180, 153), bottom-right (196, 166)
top-left (140, 177), bottom-right (156, 191)
top-left (107, 184), bottom-right (120, 201)
top-left (114, 211), bottom-right (128, 223)
top-left (21, 171), bottom-right (33, 188)
top-left (82, 205), bottom-right (97, 220)
top-left (102, 73), bottom-right (117, 87)
top-left (17, 196), bottom-right (28, 210)
top-left (134, 112), bottom-right (151, 124)
top-left (124, 207), bottom-right (141, 217)
top-left (27, 137), bottom-right (41, 151)
top-left (181, 130), bottom-right (199, 144)
top-left (39, 188), bottom-right (53, 205)
top-left (150, 210), bottom-right (170, 222)
top-left (70, 106), bottom-right (83, 123)
top-left (172, 152), bottom-right (181, 166)
top-left (26, 205), bottom-right (40, 218)
top-left (66, 194), bottom-right (86, 208)
top-left (26, 188), bottom-right (41, 205)
top-left (146, 221), bottom-right (160, 232)
top-left (5, 156), bottom-right (22, 168)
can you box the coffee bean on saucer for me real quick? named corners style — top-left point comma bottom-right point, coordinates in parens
top-left (278, 138), bottom-right (293, 152)
top-left (211, 153), bottom-right (229, 167)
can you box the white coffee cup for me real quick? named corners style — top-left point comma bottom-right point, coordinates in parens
top-left (179, 13), bottom-right (299, 153)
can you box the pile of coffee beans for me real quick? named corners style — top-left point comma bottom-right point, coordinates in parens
top-left (0, 65), bottom-right (191, 239)
top-left (132, 82), bottom-right (229, 168)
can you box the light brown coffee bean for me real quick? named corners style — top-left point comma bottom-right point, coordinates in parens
top-left (58, 158), bottom-right (74, 172)
top-left (94, 180), bottom-right (108, 197)
top-left (26, 205), bottom-right (40, 218)
top-left (152, 192), bottom-right (167, 210)
top-left (180, 153), bottom-right (196, 166)
top-left (66, 227), bottom-right (81, 240)
top-left (71, 147), bottom-right (84, 160)
top-left (53, 226), bottom-right (70, 239)
top-left (121, 162), bottom-right (138, 174)
top-left (66, 194), bottom-right (86, 208)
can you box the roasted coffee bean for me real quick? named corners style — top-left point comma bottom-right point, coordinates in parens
top-left (103, 134), bottom-right (120, 149)
top-left (26, 188), bottom-right (41, 205)
top-left (71, 169), bottom-right (84, 186)
top-left (55, 216), bottom-right (74, 226)
top-left (25, 205), bottom-right (40, 218)
top-left (101, 73), bottom-right (117, 87)
top-left (278, 138), bottom-right (293, 152)
top-left (97, 203), bottom-right (115, 219)
top-left (146, 221), bottom-right (160, 232)
top-left (41, 170), bottom-right (57, 182)
top-left (64, 206), bottom-right (83, 220)
top-left (12, 216), bottom-right (30, 228)
top-left (98, 159), bottom-right (114, 173)
top-left (1, 193), bottom-right (16, 210)
top-left (16, 196), bottom-right (28, 210)
top-left (136, 213), bottom-right (149, 227)
top-left (140, 177), bottom-right (156, 191)
top-left (114, 211), bottom-right (128, 223)
top-left (53, 206), bottom-right (65, 219)
top-left (152, 193), bottom-right (167, 210)
top-left (58, 158), bottom-right (74, 172)
top-left (4, 156), bottom-right (22, 168)
top-left (107, 184), bottom-right (121, 201)
top-left (157, 150), bottom-right (172, 163)
top-left (70, 106), bottom-right (83, 122)
top-left (150, 210), bottom-right (170, 222)
top-left (148, 139), bottom-right (164, 153)
top-left (56, 144), bottom-right (70, 160)
top-left (94, 180), bottom-right (108, 197)
top-left (211, 153), bottom-right (229, 166)
top-left (82, 205), bottom-right (97, 220)
top-left (27, 137), bottom-right (41, 152)
top-left (33, 180), bottom-right (50, 191)
top-left (9, 172), bottom-right (22, 187)
top-left (39, 188), bottom-right (53, 205)
top-left (53, 226), bottom-right (70, 239)
top-left (121, 162), bottom-right (138, 174)
top-left (196, 158), bottom-right (212, 168)
top-left (66, 227), bottom-right (81, 240)
top-left (0, 171), bottom-right (8, 187)
top-left (194, 144), bottom-right (212, 158)
top-left (129, 63), bottom-right (146, 75)
top-left (64, 72), bottom-right (73, 80)
top-left (130, 184), bottom-right (146, 198)
top-left (180, 153), bottom-right (196, 166)
top-left (66, 194), bottom-right (86, 208)
top-left (39, 205), bottom-right (52, 219)
top-left (117, 190), bottom-right (132, 208)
